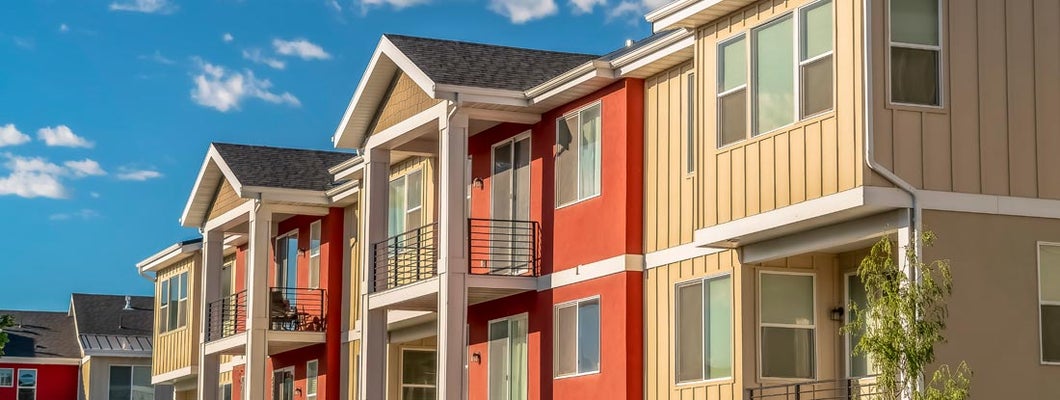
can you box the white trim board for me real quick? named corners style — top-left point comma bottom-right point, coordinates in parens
top-left (151, 367), bottom-right (196, 385)
top-left (538, 254), bottom-right (644, 290)
top-left (645, 243), bottom-right (725, 270)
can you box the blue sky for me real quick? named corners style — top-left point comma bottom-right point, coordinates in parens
top-left (0, 0), bottom-right (657, 311)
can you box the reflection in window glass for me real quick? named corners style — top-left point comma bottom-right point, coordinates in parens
top-left (760, 273), bottom-right (815, 379)
top-left (554, 103), bottom-right (602, 207)
top-left (753, 15), bottom-right (795, 135)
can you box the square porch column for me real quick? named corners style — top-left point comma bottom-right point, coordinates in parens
top-left (437, 111), bottom-right (470, 400)
top-left (245, 203), bottom-right (272, 400)
top-left (359, 148), bottom-right (390, 400)
top-left (197, 229), bottom-right (224, 400)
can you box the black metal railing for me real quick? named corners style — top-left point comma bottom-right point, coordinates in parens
top-left (268, 287), bottom-right (327, 332)
top-left (206, 290), bottom-right (246, 342)
top-left (747, 377), bottom-right (880, 400)
top-left (372, 223), bottom-right (438, 292)
top-left (468, 218), bottom-right (539, 276)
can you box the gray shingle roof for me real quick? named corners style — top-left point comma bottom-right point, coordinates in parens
top-left (70, 294), bottom-right (154, 336)
top-left (212, 143), bottom-right (355, 191)
top-left (385, 34), bottom-right (599, 91)
top-left (0, 310), bottom-right (79, 359)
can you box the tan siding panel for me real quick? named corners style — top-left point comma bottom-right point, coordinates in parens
top-left (645, 64), bottom-right (696, 252)
top-left (1005, 0), bottom-right (1038, 198)
top-left (948, 0), bottom-right (982, 193)
top-left (1035, 0), bottom-right (1060, 199)
top-left (206, 179), bottom-right (242, 221)
top-left (892, 111), bottom-right (923, 188)
top-left (368, 72), bottom-right (442, 136)
top-left (977, 0), bottom-right (1010, 196)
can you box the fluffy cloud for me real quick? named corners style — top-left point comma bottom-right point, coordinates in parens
top-left (223, 33), bottom-right (234, 43)
top-left (37, 125), bottom-right (94, 148)
top-left (0, 124), bottom-right (30, 147)
top-left (190, 60), bottom-right (300, 112)
top-left (116, 168), bottom-right (163, 181)
top-left (64, 159), bottom-right (107, 177)
top-left (570, 0), bottom-right (605, 13)
top-left (0, 154), bottom-right (69, 199)
top-left (360, 0), bottom-right (429, 11)
top-left (489, 0), bottom-right (557, 23)
top-left (50, 209), bottom-right (100, 221)
top-left (109, 0), bottom-right (176, 14)
top-left (242, 48), bottom-right (286, 70)
top-left (273, 39), bottom-right (332, 60)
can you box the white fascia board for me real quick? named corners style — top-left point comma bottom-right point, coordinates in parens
top-left (364, 101), bottom-right (448, 150)
top-left (203, 200), bottom-right (255, 233)
top-left (538, 254), bottom-right (644, 290)
top-left (644, 0), bottom-right (697, 24)
top-left (460, 108), bottom-right (541, 125)
top-left (151, 367), bottom-right (196, 385)
top-left (328, 155), bottom-right (364, 175)
top-left (82, 350), bottom-right (152, 358)
top-left (609, 29), bottom-right (691, 68)
top-left (241, 186), bottom-right (330, 206)
top-left (741, 209), bottom-right (909, 264)
top-left (0, 356), bottom-right (82, 366)
top-left (529, 67), bottom-right (615, 105)
top-left (137, 241), bottom-right (203, 273)
top-left (614, 34), bottom-right (695, 77)
top-left (332, 43), bottom-right (387, 150)
top-left (379, 37), bottom-right (438, 98)
top-left (180, 145), bottom-right (244, 228)
top-left (649, 0), bottom-right (724, 32)
top-left (333, 161), bottom-right (365, 182)
top-left (645, 242), bottom-right (724, 269)
top-left (524, 61), bottom-right (601, 98)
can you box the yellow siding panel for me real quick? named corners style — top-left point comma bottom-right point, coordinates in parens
top-left (206, 179), bottom-right (243, 221)
top-left (368, 72), bottom-right (442, 136)
top-left (153, 256), bottom-right (198, 377)
top-left (644, 63), bottom-right (696, 252)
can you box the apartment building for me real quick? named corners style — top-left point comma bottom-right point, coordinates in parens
top-left (639, 0), bottom-right (1060, 399)
top-left (0, 310), bottom-right (80, 400)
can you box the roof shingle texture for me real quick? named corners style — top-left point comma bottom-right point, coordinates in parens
top-left (71, 293), bottom-right (154, 336)
top-left (385, 34), bottom-right (599, 91)
top-left (212, 143), bottom-right (355, 191)
top-left (0, 310), bottom-right (80, 359)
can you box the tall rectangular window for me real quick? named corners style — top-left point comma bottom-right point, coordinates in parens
top-left (555, 103), bottom-right (602, 207)
top-left (554, 297), bottom-right (600, 377)
top-left (220, 384), bottom-right (232, 400)
top-left (159, 272), bottom-right (188, 332)
top-left (753, 14), bottom-right (796, 135)
top-left (760, 272), bottom-right (816, 379)
top-left (309, 220), bottom-right (322, 289)
top-left (800, 0), bottom-right (834, 117)
top-left (108, 366), bottom-right (153, 400)
top-left (401, 349), bottom-right (437, 400)
top-left (159, 279), bottom-right (169, 332)
top-left (717, 35), bottom-right (747, 147)
top-left (676, 274), bottom-right (733, 383)
top-left (307, 360), bottom-right (319, 399)
top-left (0, 368), bottom-right (12, 387)
top-left (846, 274), bottom-right (878, 376)
top-left (686, 72), bottom-right (696, 174)
top-left (388, 170), bottom-right (423, 237)
top-left (1039, 243), bottom-right (1060, 363)
top-left (17, 369), bottom-right (35, 400)
top-left (890, 0), bottom-right (941, 106)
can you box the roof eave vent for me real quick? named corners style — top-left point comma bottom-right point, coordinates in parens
top-left (123, 296), bottom-right (133, 311)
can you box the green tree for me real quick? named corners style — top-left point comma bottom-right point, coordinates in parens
top-left (0, 314), bottom-right (14, 356)
top-left (844, 233), bottom-right (971, 400)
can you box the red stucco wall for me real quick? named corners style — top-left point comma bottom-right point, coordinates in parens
top-left (0, 363), bottom-right (79, 400)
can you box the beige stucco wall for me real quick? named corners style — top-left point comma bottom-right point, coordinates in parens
top-left (83, 356), bottom-right (155, 400)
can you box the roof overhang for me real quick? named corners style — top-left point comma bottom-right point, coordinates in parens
top-left (646, 0), bottom-right (758, 33)
top-left (137, 239), bottom-right (203, 274)
top-left (180, 144), bottom-right (241, 228)
top-left (0, 356), bottom-right (81, 366)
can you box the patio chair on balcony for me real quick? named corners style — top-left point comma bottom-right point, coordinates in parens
top-left (269, 289), bottom-right (298, 331)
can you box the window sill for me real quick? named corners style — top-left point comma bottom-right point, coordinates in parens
top-left (555, 192), bottom-right (602, 211)
top-left (554, 370), bottom-right (601, 380)
top-left (884, 102), bottom-right (948, 114)
top-left (675, 376), bottom-right (733, 387)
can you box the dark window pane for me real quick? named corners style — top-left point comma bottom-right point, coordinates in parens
top-left (676, 283), bottom-right (704, 382)
top-left (401, 350), bottom-right (436, 385)
top-left (577, 300), bottom-right (600, 373)
top-left (891, 47), bottom-right (939, 105)
top-left (1043, 305), bottom-right (1060, 362)
top-left (719, 90), bottom-right (747, 147)
top-left (402, 387), bottom-right (436, 400)
top-left (110, 366), bottom-right (132, 400)
top-left (761, 327), bottom-right (815, 379)
top-left (555, 116), bottom-right (578, 206)
top-left (17, 389), bottom-right (34, 400)
top-left (801, 56), bottom-right (833, 117)
top-left (554, 305), bottom-right (577, 376)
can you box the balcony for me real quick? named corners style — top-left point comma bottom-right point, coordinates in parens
top-left (747, 377), bottom-right (880, 400)
top-left (268, 287), bottom-right (327, 332)
top-left (368, 218), bottom-right (540, 310)
top-left (203, 287), bottom-right (327, 355)
top-left (206, 290), bottom-right (247, 342)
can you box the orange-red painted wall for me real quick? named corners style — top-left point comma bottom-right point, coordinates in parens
top-left (0, 363), bottom-right (79, 400)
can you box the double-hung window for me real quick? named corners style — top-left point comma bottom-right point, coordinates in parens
top-left (388, 170), bottom-right (423, 237)
top-left (309, 220), bottom-right (322, 289)
top-left (555, 103), bottom-right (602, 207)
top-left (760, 272), bottom-right (816, 379)
top-left (554, 297), bottom-right (600, 377)
top-left (1038, 243), bottom-right (1060, 363)
top-left (17, 369), bottom-right (35, 400)
top-left (401, 349), bottom-right (437, 400)
top-left (159, 272), bottom-right (188, 332)
top-left (307, 360), bottom-right (319, 399)
top-left (889, 0), bottom-right (942, 106)
top-left (721, 0), bottom-right (834, 145)
top-left (108, 365), bottom-right (153, 400)
top-left (675, 274), bottom-right (732, 383)
top-left (0, 368), bottom-right (12, 387)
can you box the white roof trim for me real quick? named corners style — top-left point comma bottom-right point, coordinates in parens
top-left (0, 356), bottom-right (81, 366)
top-left (179, 145), bottom-right (243, 228)
top-left (137, 240), bottom-right (202, 273)
top-left (646, 0), bottom-right (751, 33)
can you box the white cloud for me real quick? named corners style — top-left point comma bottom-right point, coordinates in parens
top-left (489, 0), bottom-right (557, 23)
top-left (0, 154), bottom-right (68, 199)
top-left (190, 60), bottom-right (301, 112)
top-left (60, 23), bottom-right (70, 33)
top-left (359, 0), bottom-right (429, 11)
top-left (0, 124), bottom-right (31, 147)
top-left (606, 0), bottom-right (668, 19)
top-left (90, 191), bottom-right (101, 198)
top-left (242, 48), bottom-right (286, 70)
top-left (116, 168), bottom-right (163, 181)
top-left (109, 0), bottom-right (176, 14)
top-left (326, 0), bottom-right (342, 11)
top-left (64, 159), bottom-right (106, 177)
top-left (570, 0), bottom-right (605, 13)
top-left (50, 209), bottom-right (100, 221)
top-left (223, 33), bottom-right (234, 43)
top-left (37, 125), bottom-right (94, 148)
top-left (272, 38), bottom-right (332, 60)
top-left (139, 50), bottom-right (175, 65)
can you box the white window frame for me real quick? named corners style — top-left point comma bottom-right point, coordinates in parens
top-left (674, 272), bottom-right (733, 385)
top-left (685, 72), bottom-right (696, 175)
top-left (159, 278), bottom-right (169, 332)
top-left (490, 131), bottom-right (533, 221)
top-left (716, 33), bottom-right (748, 149)
top-left (275, 230), bottom-right (299, 289)
top-left (159, 271), bottom-right (188, 333)
top-left (553, 296), bottom-right (601, 379)
top-left (798, 0), bottom-right (835, 119)
top-left (220, 383), bottom-right (232, 400)
top-left (16, 368), bottom-right (36, 400)
top-left (0, 368), bottom-right (13, 387)
top-left (1038, 242), bottom-right (1060, 365)
top-left (757, 270), bottom-right (818, 381)
top-left (554, 101), bottom-right (603, 209)
top-left (887, 0), bottom-right (944, 108)
top-left (306, 359), bottom-right (319, 399)
top-left (389, 169), bottom-right (424, 236)
top-left (309, 220), bottom-right (322, 289)
top-left (108, 365), bottom-right (152, 400)
top-left (399, 348), bottom-right (437, 400)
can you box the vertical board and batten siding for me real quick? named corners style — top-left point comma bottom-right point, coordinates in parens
top-left (696, 0), bottom-right (865, 229)
top-left (152, 256), bottom-right (198, 377)
top-left (868, 0), bottom-right (1060, 199)
top-left (367, 72), bottom-right (443, 137)
top-left (645, 250), bottom-right (740, 400)
top-left (645, 62), bottom-right (697, 253)
top-left (206, 179), bottom-right (243, 221)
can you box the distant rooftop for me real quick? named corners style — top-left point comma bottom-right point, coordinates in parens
top-left (0, 310), bottom-right (80, 359)
top-left (213, 142), bottom-right (355, 192)
top-left (70, 293), bottom-right (154, 356)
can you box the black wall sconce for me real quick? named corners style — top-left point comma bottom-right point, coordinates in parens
top-left (471, 352), bottom-right (482, 364)
top-left (830, 306), bottom-right (845, 322)
top-left (472, 177), bottom-right (484, 190)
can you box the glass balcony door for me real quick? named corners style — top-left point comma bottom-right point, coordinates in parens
top-left (490, 133), bottom-right (531, 275)
top-left (489, 315), bottom-right (528, 400)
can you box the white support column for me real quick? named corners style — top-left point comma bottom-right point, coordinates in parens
top-left (437, 111), bottom-right (470, 400)
top-left (359, 148), bottom-right (390, 400)
top-left (197, 230), bottom-right (224, 400)
top-left (245, 203), bottom-right (272, 400)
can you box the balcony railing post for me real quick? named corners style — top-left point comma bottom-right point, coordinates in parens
top-left (794, 384), bottom-right (801, 400)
